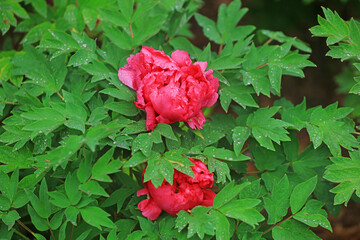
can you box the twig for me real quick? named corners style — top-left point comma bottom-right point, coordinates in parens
top-left (47, 219), bottom-right (56, 240)
top-left (14, 228), bottom-right (30, 240)
top-left (218, 44), bottom-right (223, 54)
top-left (256, 63), bottom-right (268, 69)
top-left (129, 24), bottom-right (134, 39)
top-left (69, 224), bottom-right (74, 240)
top-left (56, 90), bottom-right (64, 101)
top-left (262, 215), bottom-right (293, 235)
top-left (263, 38), bottom-right (273, 46)
top-left (16, 220), bottom-right (34, 236)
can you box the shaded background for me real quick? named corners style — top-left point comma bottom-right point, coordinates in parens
top-left (192, 0), bottom-right (360, 239)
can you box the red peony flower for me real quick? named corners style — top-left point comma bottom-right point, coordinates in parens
top-left (137, 158), bottom-right (216, 220)
top-left (118, 46), bottom-right (219, 131)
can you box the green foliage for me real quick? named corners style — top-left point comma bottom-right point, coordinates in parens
top-left (0, 0), bottom-right (358, 239)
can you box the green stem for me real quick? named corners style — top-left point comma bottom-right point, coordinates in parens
top-left (14, 228), bottom-right (30, 240)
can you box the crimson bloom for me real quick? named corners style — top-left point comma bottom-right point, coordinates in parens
top-left (137, 158), bottom-right (216, 220)
top-left (118, 46), bottom-right (219, 131)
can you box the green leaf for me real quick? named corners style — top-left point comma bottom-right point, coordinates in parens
top-left (272, 219), bottom-right (320, 240)
top-left (247, 107), bottom-right (292, 151)
top-left (25, 179), bottom-right (51, 219)
top-left (310, 7), bottom-right (349, 45)
top-left (204, 146), bottom-right (249, 161)
top-left (175, 206), bottom-right (216, 239)
top-left (232, 126), bottom-right (250, 156)
top-left (154, 123), bottom-right (177, 141)
top-left (105, 101), bottom-right (139, 116)
top-left (307, 103), bottom-right (357, 156)
top-left (65, 173), bottom-right (82, 205)
top-left (92, 148), bottom-right (123, 182)
top-left (143, 153), bottom-right (174, 188)
top-left (293, 200), bottom-right (332, 231)
top-left (290, 176), bottom-right (317, 214)
top-left (27, 205), bottom-right (48, 231)
top-left (31, 0), bottom-right (47, 17)
top-left (64, 5), bottom-right (85, 32)
top-left (100, 87), bottom-right (135, 102)
top-left (281, 99), bottom-right (309, 130)
top-left (250, 142), bottom-right (286, 171)
top-left (213, 211), bottom-right (230, 240)
top-left (86, 119), bottom-right (131, 151)
top-left (218, 199), bottom-right (264, 227)
top-left (80, 206), bottom-right (115, 230)
top-left (68, 49), bottom-right (97, 67)
top-left (48, 191), bottom-right (71, 208)
top-left (79, 180), bottom-right (108, 197)
top-left (213, 181), bottom-right (250, 209)
top-left (2, 210), bottom-right (20, 230)
top-left (65, 206), bottom-right (79, 225)
top-left (324, 150), bottom-right (360, 206)
top-left (194, 13), bottom-right (222, 44)
top-left (118, 0), bottom-right (133, 22)
top-left (0, 146), bottom-right (32, 173)
top-left (208, 157), bottom-right (231, 184)
top-left (0, 195), bottom-right (11, 211)
top-left (264, 174), bottom-right (291, 224)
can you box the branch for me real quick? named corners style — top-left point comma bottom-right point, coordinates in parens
top-left (262, 215), bottom-right (293, 235)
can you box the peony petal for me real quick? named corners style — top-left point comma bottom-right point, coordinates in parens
top-left (138, 198), bottom-right (162, 220)
top-left (200, 189), bottom-right (216, 207)
top-left (145, 104), bottom-right (157, 131)
top-left (137, 188), bottom-right (149, 197)
top-left (118, 67), bottom-right (136, 89)
top-left (194, 61), bottom-right (208, 72)
top-left (186, 111), bottom-right (206, 129)
top-left (171, 50), bottom-right (192, 66)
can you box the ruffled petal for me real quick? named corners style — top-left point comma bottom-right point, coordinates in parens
top-left (138, 198), bottom-right (162, 220)
top-left (186, 111), bottom-right (206, 129)
top-left (171, 50), bottom-right (192, 66)
top-left (194, 61), bottom-right (208, 72)
top-left (137, 188), bottom-right (149, 197)
top-left (118, 67), bottom-right (136, 89)
top-left (145, 104), bottom-right (157, 131)
top-left (200, 189), bottom-right (216, 207)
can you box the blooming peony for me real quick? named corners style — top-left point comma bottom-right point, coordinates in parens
top-left (118, 46), bottom-right (219, 131)
top-left (137, 158), bottom-right (216, 220)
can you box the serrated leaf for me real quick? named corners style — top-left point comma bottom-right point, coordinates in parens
top-left (92, 148), bottom-right (123, 182)
top-left (143, 153), bottom-right (174, 188)
top-left (324, 150), bottom-right (360, 206)
top-left (264, 174), bottom-right (291, 224)
top-left (247, 107), bottom-right (292, 151)
top-left (293, 200), bottom-right (332, 231)
top-left (194, 13), bottom-right (222, 44)
top-left (175, 207), bottom-right (215, 239)
top-left (310, 7), bottom-right (349, 45)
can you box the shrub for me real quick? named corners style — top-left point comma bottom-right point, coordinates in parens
top-left (0, 0), bottom-right (359, 239)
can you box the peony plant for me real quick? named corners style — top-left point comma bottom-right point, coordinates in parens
top-left (0, 0), bottom-right (359, 240)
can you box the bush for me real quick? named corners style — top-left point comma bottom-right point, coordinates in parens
top-left (0, 0), bottom-right (359, 239)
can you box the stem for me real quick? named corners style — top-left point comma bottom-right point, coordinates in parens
top-left (231, 220), bottom-right (240, 239)
top-left (129, 23), bottom-right (134, 39)
top-left (56, 90), bottom-right (64, 101)
top-left (262, 215), bottom-right (293, 235)
top-left (168, 160), bottom-right (184, 167)
top-left (263, 38), bottom-right (273, 46)
top-left (5, 101), bottom-right (19, 105)
top-left (14, 228), bottom-right (30, 240)
top-left (218, 44), bottom-right (223, 54)
top-left (353, 132), bottom-right (360, 135)
top-left (16, 220), bottom-right (34, 236)
top-left (47, 219), bottom-right (56, 240)
top-left (69, 224), bottom-right (74, 240)
top-left (256, 63), bottom-right (268, 69)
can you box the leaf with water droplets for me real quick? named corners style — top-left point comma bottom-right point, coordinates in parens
top-left (143, 153), bottom-right (174, 187)
top-left (175, 207), bottom-right (216, 239)
top-left (272, 219), bottom-right (321, 240)
top-left (293, 199), bottom-right (332, 231)
top-left (68, 48), bottom-right (97, 67)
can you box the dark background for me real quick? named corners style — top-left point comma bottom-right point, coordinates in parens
top-left (192, 1), bottom-right (360, 239)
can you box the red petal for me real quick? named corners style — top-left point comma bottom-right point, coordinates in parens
top-left (138, 198), bottom-right (162, 221)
